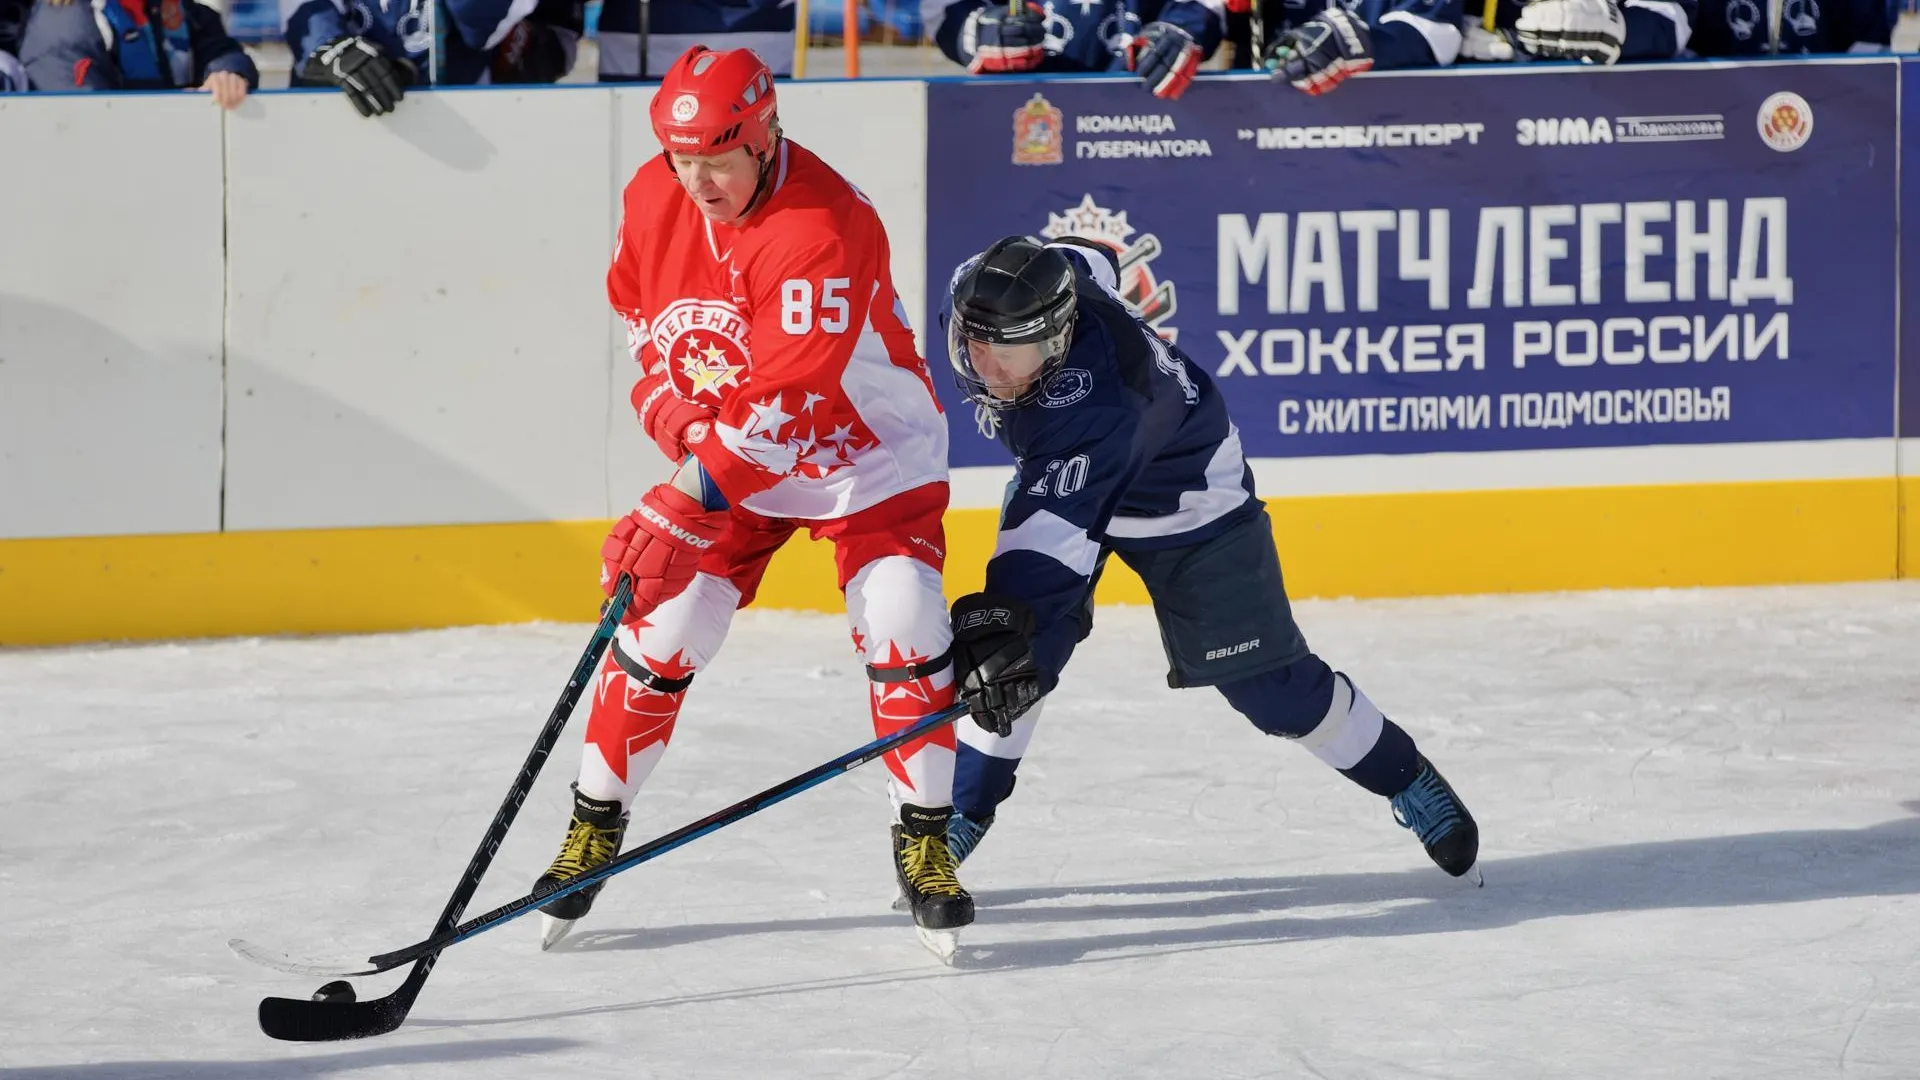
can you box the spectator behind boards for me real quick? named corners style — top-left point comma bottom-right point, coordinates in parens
top-left (284, 0), bottom-right (582, 118)
top-left (19, 0), bottom-right (258, 106)
top-left (1687, 0), bottom-right (1891, 55)
top-left (1, 0), bottom-right (26, 90)
top-left (596, 0), bottom-right (796, 81)
top-left (1454, 0), bottom-right (1696, 64)
top-left (921, 0), bottom-right (1222, 100)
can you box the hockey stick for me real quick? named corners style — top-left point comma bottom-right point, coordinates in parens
top-left (639, 0), bottom-right (651, 79)
top-left (240, 697), bottom-right (968, 1040)
top-left (238, 577), bottom-right (632, 1043)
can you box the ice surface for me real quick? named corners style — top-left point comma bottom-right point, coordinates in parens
top-left (4, 582), bottom-right (1919, 1079)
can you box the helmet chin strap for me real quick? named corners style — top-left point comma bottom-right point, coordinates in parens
top-left (735, 133), bottom-right (783, 223)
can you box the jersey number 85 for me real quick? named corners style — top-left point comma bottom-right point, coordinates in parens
top-left (781, 278), bottom-right (853, 335)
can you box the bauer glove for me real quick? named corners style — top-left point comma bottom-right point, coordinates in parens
top-left (950, 593), bottom-right (1044, 738)
top-left (602, 484), bottom-right (729, 623)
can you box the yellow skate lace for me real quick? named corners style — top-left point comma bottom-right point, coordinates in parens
top-left (899, 833), bottom-right (965, 897)
top-left (546, 818), bottom-right (620, 880)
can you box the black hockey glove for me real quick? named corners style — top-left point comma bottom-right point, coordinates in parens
top-left (1263, 9), bottom-right (1373, 96)
top-left (303, 35), bottom-right (416, 118)
top-left (961, 3), bottom-right (1048, 74)
top-left (950, 592), bottom-right (1044, 738)
top-left (1124, 22), bottom-right (1202, 100)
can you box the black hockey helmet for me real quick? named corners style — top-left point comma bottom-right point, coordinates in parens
top-left (947, 236), bottom-right (1078, 410)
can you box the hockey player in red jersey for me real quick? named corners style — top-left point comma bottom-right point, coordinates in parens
top-left (532, 45), bottom-right (971, 960)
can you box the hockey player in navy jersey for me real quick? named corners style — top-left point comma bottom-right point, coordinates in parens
top-left (1686, 0), bottom-right (1890, 56)
top-left (935, 236), bottom-right (1481, 885)
top-left (1454, 0), bottom-right (1697, 64)
top-left (597, 0), bottom-right (797, 81)
top-left (923, 0), bottom-right (1223, 99)
top-left (0, 0), bottom-right (26, 90)
top-left (284, 0), bottom-right (583, 117)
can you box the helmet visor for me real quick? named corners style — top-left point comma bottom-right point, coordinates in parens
top-left (948, 319), bottom-right (1065, 409)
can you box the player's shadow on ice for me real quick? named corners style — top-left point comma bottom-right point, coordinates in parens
top-left (0, 1037), bottom-right (581, 1079)
top-left (556, 803), bottom-right (1920, 977)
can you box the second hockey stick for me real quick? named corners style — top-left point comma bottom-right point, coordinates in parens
top-left (234, 576), bottom-right (632, 1042)
top-left (237, 695), bottom-right (967, 1039)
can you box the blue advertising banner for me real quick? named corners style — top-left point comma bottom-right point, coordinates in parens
top-left (925, 62), bottom-right (1898, 467)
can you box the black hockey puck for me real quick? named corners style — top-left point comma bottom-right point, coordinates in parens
top-left (311, 980), bottom-right (356, 1004)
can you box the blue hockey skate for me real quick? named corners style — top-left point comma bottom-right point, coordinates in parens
top-left (947, 810), bottom-right (994, 865)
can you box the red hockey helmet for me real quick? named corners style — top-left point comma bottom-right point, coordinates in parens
top-left (650, 46), bottom-right (780, 160)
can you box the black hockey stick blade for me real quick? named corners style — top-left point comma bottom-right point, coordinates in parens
top-left (257, 957), bottom-right (435, 1042)
top-left (248, 579), bottom-right (632, 1042)
top-left (250, 701), bottom-right (970, 993)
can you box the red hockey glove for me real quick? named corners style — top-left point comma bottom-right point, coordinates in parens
top-left (631, 372), bottom-right (717, 464)
top-left (602, 484), bottom-right (730, 621)
top-left (1126, 22), bottom-right (1203, 100)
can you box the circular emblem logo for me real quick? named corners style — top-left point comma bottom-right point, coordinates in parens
top-left (684, 420), bottom-right (711, 445)
top-left (651, 298), bottom-right (752, 403)
top-left (671, 94), bottom-right (701, 123)
top-left (1041, 368), bottom-right (1093, 409)
top-left (1757, 92), bottom-right (1812, 152)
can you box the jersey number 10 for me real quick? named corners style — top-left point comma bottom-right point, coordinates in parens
top-left (781, 278), bottom-right (853, 335)
top-left (1028, 454), bottom-right (1091, 498)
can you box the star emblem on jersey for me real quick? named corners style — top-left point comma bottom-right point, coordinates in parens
top-left (717, 391), bottom-right (877, 481)
top-left (679, 337), bottom-right (745, 399)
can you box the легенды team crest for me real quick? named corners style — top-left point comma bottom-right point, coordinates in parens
top-left (1012, 93), bottom-right (1064, 166)
top-left (651, 298), bottom-right (752, 402)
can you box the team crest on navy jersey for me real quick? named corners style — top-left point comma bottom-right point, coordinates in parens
top-left (1041, 368), bottom-right (1094, 408)
top-left (1040, 194), bottom-right (1179, 343)
top-left (1012, 93), bottom-right (1065, 166)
